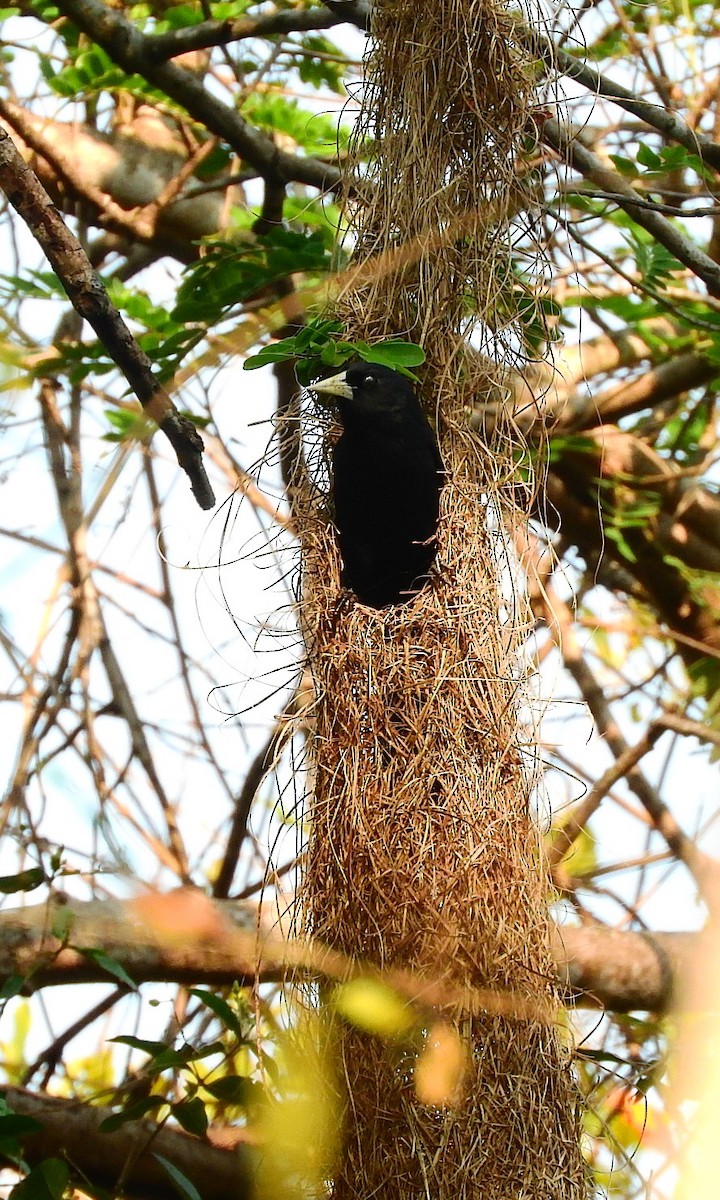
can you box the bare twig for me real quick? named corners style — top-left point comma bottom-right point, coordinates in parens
top-left (548, 724), bottom-right (668, 869)
top-left (548, 585), bottom-right (717, 896)
top-left (21, 987), bottom-right (128, 1087)
top-left (213, 678), bottom-right (311, 899)
top-left (654, 709), bottom-right (720, 749)
top-left (97, 629), bottom-right (192, 882)
top-left (145, 6), bottom-right (347, 63)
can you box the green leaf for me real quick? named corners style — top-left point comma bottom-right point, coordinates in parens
top-left (110, 1036), bottom-right (226, 1075)
top-left (241, 94), bottom-right (349, 157)
top-left (636, 144), bottom-right (662, 170)
top-left (0, 1115), bottom-right (43, 1140)
top-left (0, 975), bottom-right (25, 1001)
top-left (609, 154), bottom-right (639, 178)
top-left (245, 325), bottom-right (426, 384)
top-left (203, 1075), bottom-right (262, 1107)
top-left (150, 3), bottom-right (207, 30)
top-left (172, 1097), bottom-right (208, 1136)
top-left (10, 1159), bottom-right (69, 1200)
top-left (356, 341), bottom-right (426, 370)
top-left (293, 319), bottom-right (343, 352)
top-left (188, 989), bottom-right (245, 1039)
top-left (604, 525), bottom-right (638, 564)
top-left (0, 271), bottom-right (64, 301)
top-left (173, 229), bottom-right (330, 325)
top-left (77, 947), bottom-right (137, 990)
top-left (687, 655), bottom-right (720, 699)
top-left (101, 405), bottom-right (158, 443)
top-left (0, 869), bottom-right (46, 895)
top-left (562, 192), bottom-right (612, 218)
top-left (578, 26), bottom-right (626, 59)
top-left (148, 1042), bottom-right (225, 1072)
top-left (50, 906), bottom-right (75, 942)
top-left (243, 343), bottom-right (298, 371)
top-left (210, 0), bottom-right (253, 19)
top-left (111, 1035), bottom-right (169, 1056)
top-left (552, 824), bottom-right (597, 879)
top-left (657, 397), bottom-right (717, 458)
top-left (296, 35), bottom-right (346, 94)
top-left (153, 1155), bottom-right (203, 1200)
top-left (98, 1096), bottom-right (166, 1132)
top-left (627, 231), bottom-right (682, 289)
top-left (46, 42), bottom-right (169, 107)
top-left (28, 0), bottom-right (61, 21)
top-left (0, 1097), bottom-right (37, 1159)
top-left (584, 292), bottom-right (660, 322)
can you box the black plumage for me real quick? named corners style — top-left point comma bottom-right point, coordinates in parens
top-left (310, 362), bottom-right (444, 608)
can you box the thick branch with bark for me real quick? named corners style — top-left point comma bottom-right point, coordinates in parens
top-left (0, 893), bottom-right (705, 1013)
top-left (54, 0), bottom-right (342, 192)
top-left (0, 920), bottom-right (693, 1200)
top-left (0, 928), bottom-right (691, 1199)
top-left (1, 1086), bottom-right (254, 1200)
top-left (551, 926), bottom-right (695, 1013)
top-left (0, 100), bottom-right (231, 254)
top-left (535, 34), bottom-right (720, 172)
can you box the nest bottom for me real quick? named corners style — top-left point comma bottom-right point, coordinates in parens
top-left (332, 1019), bottom-right (586, 1200)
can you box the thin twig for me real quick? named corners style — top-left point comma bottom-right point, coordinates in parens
top-left (548, 724), bottom-right (668, 869)
top-left (0, 125), bottom-right (215, 509)
top-left (542, 117), bottom-right (720, 299)
top-left (144, 6), bottom-right (346, 63)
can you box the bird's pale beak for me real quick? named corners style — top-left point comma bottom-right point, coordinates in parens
top-left (309, 371), bottom-right (353, 401)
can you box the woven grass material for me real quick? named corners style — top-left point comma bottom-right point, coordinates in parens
top-left (297, 0), bottom-right (587, 1196)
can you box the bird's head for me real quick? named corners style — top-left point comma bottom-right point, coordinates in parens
top-left (309, 362), bottom-right (419, 426)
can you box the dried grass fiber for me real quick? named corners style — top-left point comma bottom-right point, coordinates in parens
top-left (297, 0), bottom-right (587, 1196)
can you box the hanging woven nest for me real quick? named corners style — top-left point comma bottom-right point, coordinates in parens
top-left (294, 1), bottom-right (587, 1196)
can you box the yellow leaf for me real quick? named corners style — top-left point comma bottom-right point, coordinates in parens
top-left (332, 978), bottom-right (415, 1039)
top-left (254, 1012), bottom-right (340, 1199)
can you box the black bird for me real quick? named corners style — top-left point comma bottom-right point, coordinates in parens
top-left (310, 362), bottom-right (444, 608)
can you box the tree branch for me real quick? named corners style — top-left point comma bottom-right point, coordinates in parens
top-left (0, 892), bottom-right (707, 1012)
top-left (55, 0), bottom-right (342, 192)
top-left (145, 7), bottom-right (347, 64)
top-left (547, 425), bottom-right (720, 659)
top-left (547, 722), bottom-right (668, 870)
top-left (0, 126), bottom-right (215, 510)
top-left (0, 99), bottom-right (233, 254)
top-left (0, 925), bottom-right (698, 1200)
top-left (1, 1086), bottom-right (254, 1200)
top-left (542, 117), bottom-right (720, 298)
top-left (537, 36), bottom-right (720, 172)
top-left (576, 352), bottom-right (719, 428)
top-left (551, 925), bottom-right (694, 1012)
top-left (321, 0), bottom-right (370, 30)
top-left (212, 681), bottom-right (307, 900)
top-left (565, 636), bottom-right (716, 889)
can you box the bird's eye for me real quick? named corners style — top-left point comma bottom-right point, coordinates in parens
top-left (363, 374), bottom-right (377, 389)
